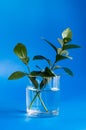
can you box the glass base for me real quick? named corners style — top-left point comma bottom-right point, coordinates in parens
top-left (27, 109), bottom-right (59, 118)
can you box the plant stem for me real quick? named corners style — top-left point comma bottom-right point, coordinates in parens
top-left (29, 92), bottom-right (48, 112)
top-left (29, 92), bottom-right (39, 109)
top-left (38, 94), bottom-right (48, 112)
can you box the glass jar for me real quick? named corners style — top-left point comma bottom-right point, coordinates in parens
top-left (26, 76), bottom-right (60, 117)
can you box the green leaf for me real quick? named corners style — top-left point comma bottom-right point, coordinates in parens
top-left (66, 55), bottom-right (73, 60)
top-left (14, 43), bottom-right (29, 65)
top-left (21, 57), bottom-right (29, 65)
top-left (55, 54), bottom-right (68, 62)
top-left (14, 43), bottom-right (27, 58)
top-left (62, 28), bottom-right (72, 39)
top-left (40, 67), bottom-right (55, 77)
top-left (63, 44), bottom-right (81, 50)
top-left (60, 50), bottom-right (69, 56)
top-left (55, 54), bottom-right (72, 63)
top-left (57, 48), bottom-right (62, 54)
top-left (42, 38), bottom-right (57, 53)
top-left (33, 55), bottom-right (51, 66)
top-left (30, 68), bottom-right (55, 77)
top-left (57, 38), bottom-right (64, 47)
top-left (30, 71), bottom-right (41, 76)
top-left (57, 48), bottom-right (69, 56)
top-left (8, 71), bottom-right (26, 80)
top-left (33, 55), bottom-right (47, 60)
top-left (29, 76), bottom-right (38, 89)
top-left (63, 38), bottom-right (72, 43)
top-left (40, 78), bottom-right (50, 89)
top-left (62, 67), bottom-right (73, 76)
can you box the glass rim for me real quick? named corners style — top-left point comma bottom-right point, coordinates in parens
top-left (28, 75), bottom-right (61, 79)
top-left (26, 86), bottom-right (60, 91)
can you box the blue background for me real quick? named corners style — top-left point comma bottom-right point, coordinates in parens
top-left (0, 0), bottom-right (86, 130)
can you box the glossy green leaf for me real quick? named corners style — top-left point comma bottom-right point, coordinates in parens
top-left (62, 28), bottom-right (72, 39)
top-left (33, 55), bottom-right (51, 66)
top-left (29, 76), bottom-right (38, 89)
top-left (14, 43), bottom-right (29, 65)
top-left (30, 71), bottom-right (41, 76)
top-left (55, 54), bottom-right (68, 62)
top-left (40, 78), bottom-right (50, 89)
top-left (55, 54), bottom-right (73, 63)
top-left (66, 55), bottom-right (73, 60)
top-left (57, 48), bottom-right (69, 56)
top-left (63, 38), bottom-right (72, 43)
top-left (42, 38), bottom-right (57, 53)
top-left (60, 50), bottom-right (69, 56)
top-left (33, 55), bottom-right (47, 60)
top-left (8, 71), bottom-right (26, 80)
top-left (62, 67), bottom-right (73, 76)
top-left (63, 44), bottom-right (81, 50)
top-left (57, 48), bottom-right (62, 54)
top-left (57, 38), bottom-right (64, 47)
top-left (21, 57), bottom-right (29, 65)
top-left (40, 67), bottom-right (55, 77)
top-left (14, 43), bottom-right (27, 58)
top-left (30, 68), bottom-right (55, 78)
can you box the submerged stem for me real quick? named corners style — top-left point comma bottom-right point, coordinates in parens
top-left (38, 94), bottom-right (48, 112)
top-left (29, 91), bottom-right (48, 112)
top-left (29, 92), bottom-right (39, 109)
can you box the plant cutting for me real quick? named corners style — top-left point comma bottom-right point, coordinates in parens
top-left (8, 28), bottom-right (80, 117)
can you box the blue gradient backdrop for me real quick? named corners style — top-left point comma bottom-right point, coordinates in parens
top-left (0, 0), bottom-right (86, 130)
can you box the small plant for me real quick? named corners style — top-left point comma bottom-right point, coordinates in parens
top-left (8, 28), bottom-right (80, 112)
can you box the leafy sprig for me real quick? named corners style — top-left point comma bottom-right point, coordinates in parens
top-left (8, 27), bottom-right (80, 112)
top-left (8, 28), bottom-right (80, 87)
